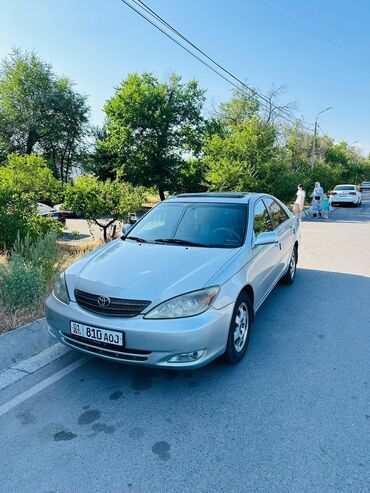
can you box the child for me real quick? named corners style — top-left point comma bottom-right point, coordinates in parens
top-left (322, 193), bottom-right (330, 219)
top-left (293, 184), bottom-right (306, 220)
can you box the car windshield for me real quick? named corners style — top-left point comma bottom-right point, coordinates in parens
top-left (334, 185), bottom-right (355, 191)
top-left (125, 202), bottom-right (248, 248)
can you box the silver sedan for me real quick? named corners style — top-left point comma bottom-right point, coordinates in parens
top-left (46, 192), bottom-right (300, 368)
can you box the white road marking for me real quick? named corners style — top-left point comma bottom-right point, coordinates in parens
top-left (0, 355), bottom-right (90, 418)
top-left (0, 343), bottom-right (71, 391)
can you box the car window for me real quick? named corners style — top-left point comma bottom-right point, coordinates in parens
top-left (263, 198), bottom-right (289, 229)
top-left (334, 185), bottom-right (356, 191)
top-left (127, 202), bottom-right (248, 248)
top-left (253, 200), bottom-right (273, 237)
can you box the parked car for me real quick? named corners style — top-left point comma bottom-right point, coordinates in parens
top-left (46, 192), bottom-right (300, 369)
top-left (37, 203), bottom-right (66, 225)
top-left (360, 181), bottom-right (370, 192)
top-left (129, 206), bottom-right (152, 224)
top-left (329, 185), bottom-right (362, 207)
top-left (53, 203), bottom-right (79, 218)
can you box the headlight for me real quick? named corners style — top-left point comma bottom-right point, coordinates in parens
top-left (53, 273), bottom-right (70, 305)
top-left (144, 286), bottom-right (220, 319)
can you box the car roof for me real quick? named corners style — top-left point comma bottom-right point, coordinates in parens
top-left (334, 184), bottom-right (356, 187)
top-left (165, 192), bottom-right (265, 204)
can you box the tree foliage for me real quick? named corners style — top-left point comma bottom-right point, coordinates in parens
top-left (64, 175), bottom-right (146, 241)
top-left (0, 154), bottom-right (63, 251)
top-left (204, 89), bottom-right (370, 202)
top-left (93, 73), bottom-right (206, 200)
top-left (0, 49), bottom-right (90, 182)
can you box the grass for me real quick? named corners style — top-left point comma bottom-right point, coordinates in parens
top-left (0, 238), bottom-right (102, 335)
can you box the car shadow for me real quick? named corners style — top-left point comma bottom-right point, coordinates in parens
top-left (82, 267), bottom-right (370, 395)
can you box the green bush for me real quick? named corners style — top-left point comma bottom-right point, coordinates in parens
top-left (0, 232), bottom-right (59, 313)
top-left (0, 256), bottom-right (44, 312)
top-left (12, 231), bottom-right (59, 283)
top-left (0, 153), bottom-right (63, 252)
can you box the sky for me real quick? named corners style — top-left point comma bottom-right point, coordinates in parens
top-left (1, 0), bottom-right (370, 154)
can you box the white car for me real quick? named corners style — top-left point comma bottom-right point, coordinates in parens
top-left (330, 185), bottom-right (362, 207)
top-left (46, 193), bottom-right (300, 369)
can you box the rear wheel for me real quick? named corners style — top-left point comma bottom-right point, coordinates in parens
top-left (280, 247), bottom-right (297, 285)
top-left (224, 292), bottom-right (253, 364)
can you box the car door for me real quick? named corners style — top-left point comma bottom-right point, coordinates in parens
top-left (263, 198), bottom-right (294, 280)
top-left (250, 199), bottom-right (280, 307)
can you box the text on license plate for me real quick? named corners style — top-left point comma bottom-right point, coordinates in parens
top-left (70, 321), bottom-right (123, 346)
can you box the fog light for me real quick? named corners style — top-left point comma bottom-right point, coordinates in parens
top-left (168, 349), bottom-right (206, 363)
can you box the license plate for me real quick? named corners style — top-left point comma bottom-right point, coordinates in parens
top-left (70, 321), bottom-right (123, 346)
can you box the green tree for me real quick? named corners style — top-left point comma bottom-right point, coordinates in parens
top-left (0, 154), bottom-right (62, 250)
top-left (1, 153), bottom-right (62, 202)
top-left (64, 175), bottom-right (146, 242)
top-left (205, 116), bottom-right (277, 192)
top-left (97, 72), bottom-right (206, 200)
top-left (179, 158), bottom-right (207, 193)
top-left (0, 49), bottom-right (90, 182)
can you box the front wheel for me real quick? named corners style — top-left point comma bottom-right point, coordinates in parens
top-left (224, 292), bottom-right (253, 364)
top-left (280, 247), bottom-right (297, 285)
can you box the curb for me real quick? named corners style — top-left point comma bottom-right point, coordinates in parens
top-left (0, 343), bottom-right (71, 391)
top-left (0, 318), bottom-right (56, 373)
top-left (302, 207), bottom-right (313, 218)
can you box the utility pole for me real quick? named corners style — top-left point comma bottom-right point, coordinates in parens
top-left (310, 107), bottom-right (332, 168)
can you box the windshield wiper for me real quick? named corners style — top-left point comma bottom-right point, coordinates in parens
top-left (154, 238), bottom-right (209, 247)
top-left (125, 236), bottom-right (151, 243)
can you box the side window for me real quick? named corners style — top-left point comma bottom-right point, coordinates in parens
top-left (264, 198), bottom-right (289, 229)
top-left (253, 200), bottom-right (273, 237)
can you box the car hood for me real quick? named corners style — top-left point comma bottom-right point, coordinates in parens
top-left (65, 239), bottom-right (239, 307)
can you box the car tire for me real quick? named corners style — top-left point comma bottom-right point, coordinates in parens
top-left (280, 246), bottom-right (297, 285)
top-left (224, 292), bottom-right (253, 364)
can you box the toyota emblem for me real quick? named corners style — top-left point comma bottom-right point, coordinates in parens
top-left (97, 295), bottom-right (111, 307)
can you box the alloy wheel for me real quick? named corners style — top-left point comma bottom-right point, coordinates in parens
top-left (233, 302), bottom-right (249, 352)
top-left (289, 250), bottom-right (296, 280)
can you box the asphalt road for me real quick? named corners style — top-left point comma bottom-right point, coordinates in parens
top-left (1, 200), bottom-right (370, 493)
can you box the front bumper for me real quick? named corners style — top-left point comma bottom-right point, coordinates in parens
top-left (45, 294), bottom-right (234, 369)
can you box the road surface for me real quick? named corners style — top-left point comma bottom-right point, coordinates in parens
top-left (1, 201), bottom-right (369, 493)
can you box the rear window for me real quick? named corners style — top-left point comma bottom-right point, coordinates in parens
top-left (334, 185), bottom-right (356, 191)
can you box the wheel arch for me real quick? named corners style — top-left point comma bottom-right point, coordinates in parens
top-left (294, 240), bottom-right (299, 264)
top-left (241, 284), bottom-right (255, 321)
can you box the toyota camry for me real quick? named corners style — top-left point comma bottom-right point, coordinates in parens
top-left (46, 192), bottom-right (300, 368)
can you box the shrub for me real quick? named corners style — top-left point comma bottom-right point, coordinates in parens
top-left (0, 232), bottom-right (59, 314)
top-left (0, 153), bottom-right (63, 252)
top-left (12, 231), bottom-right (59, 283)
top-left (0, 256), bottom-right (44, 312)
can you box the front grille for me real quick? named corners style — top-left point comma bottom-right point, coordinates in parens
top-left (61, 331), bottom-right (151, 362)
top-left (74, 289), bottom-right (151, 317)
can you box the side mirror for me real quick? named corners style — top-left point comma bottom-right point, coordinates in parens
top-left (253, 231), bottom-right (279, 247)
top-left (122, 223), bottom-right (133, 236)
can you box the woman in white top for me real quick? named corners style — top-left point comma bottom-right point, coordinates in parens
top-left (294, 184), bottom-right (306, 219)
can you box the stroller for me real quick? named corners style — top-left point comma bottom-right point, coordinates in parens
top-left (311, 196), bottom-right (322, 217)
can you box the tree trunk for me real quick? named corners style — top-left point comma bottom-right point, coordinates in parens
top-left (158, 186), bottom-right (165, 201)
top-left (26, 131), bottom-right (37, 154)
top-left (102, 225), bottom-right (108, 243)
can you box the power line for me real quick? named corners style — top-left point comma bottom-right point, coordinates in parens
top-left (259, 0), bottom-right (370, 67)
top-left (285, 0), bottom-right (370, 53)
top-left (120, 0), bottom-right (313, 130)
top-left (129, 0), bottom-right (312, 128)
